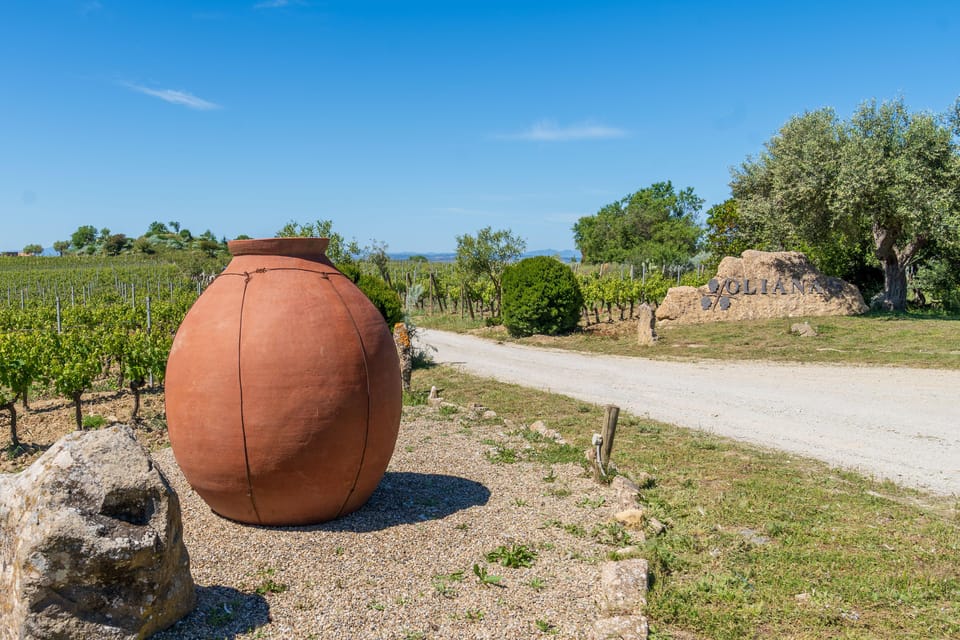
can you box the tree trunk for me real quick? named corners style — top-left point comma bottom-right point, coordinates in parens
top-left (881, 258), bottom-right (908, 311)
top-left (73, 392), bottom-right (83, 430)
top-left (130, 381), bottom-right (142, 421)
top-left (20, 387), bottom-right (29, 411)
top-left (3, 401), bottom-right (18, 448)
top-left (873, 223), bottom-right (922, 312)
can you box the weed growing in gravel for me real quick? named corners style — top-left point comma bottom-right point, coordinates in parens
top-left (367, 601), bottom-right (385, 611)
top-left (486, 544), bottom-right (537, 568)
top-left (439, 404), bottom-right (458, 417)
top-left (402, 631), bottom-right (426, 640)
top-left (576, 496), bottom-right (606, 509)
top-left (535, 619), bottom-right (559, 634)
top-left (592, 522), bottom-right (633, 547)
top-left (205, 602), bottom-right (237, 628)
top-left (484, 443), bottom-right (518, 464)
top-left (542, 467), bottom-right (556, 483)
top-left (255, 578), bottom-right (288, 595)
top-left (432, 570), bottom-right (465, 599)
top-left (543, 519), bottom-right (587, 538)
top-left (527, 577), bottom-right (546, 591)
top-left (473, 563), bottom-right (503, 587)
top-left (546, 486), bottom-right (571, 498)
top-left (252, 567), bottom-right (288, 595)
top-left (465, 608), bottom-right (485, 622)
top-left (513, 498), bottom-right (528, 507)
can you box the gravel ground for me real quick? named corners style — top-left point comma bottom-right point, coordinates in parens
top-left (418, 329), bottom-right (960, 496)
top-left (152, 403), bottom-right (633, 640)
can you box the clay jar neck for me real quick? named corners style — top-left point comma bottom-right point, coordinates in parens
top-left (227, 237), bottom-right (331, 261)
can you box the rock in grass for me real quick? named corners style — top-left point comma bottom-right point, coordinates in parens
top-left (610, 475), bottom-right (640, 511)
top-left (790, 321), bottom-right (818, 337)
top-left (598, 559), bottom-right (649, 616)
top-left (614, 508), bottom-right (646, 530)
top-left (0, 425), bottom-right (194, 639)
top-left (592, 614), bottom-right (649, 640)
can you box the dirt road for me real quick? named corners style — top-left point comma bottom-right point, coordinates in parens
top-left (418, 329), bottom-right (960, 496)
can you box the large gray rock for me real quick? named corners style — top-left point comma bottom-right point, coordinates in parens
top-left (657, 250), bottom-right (867, 324)
top-left (0, 425), bottom-right (194, 639)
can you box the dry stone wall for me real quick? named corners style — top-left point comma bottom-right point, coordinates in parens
top-left (656, 250), bottom-right (867, 325)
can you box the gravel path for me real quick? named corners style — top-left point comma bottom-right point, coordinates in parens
top-left (152, 404), bottom-right (634, 640)
top-left (419, 329), bottom-right (960, 496)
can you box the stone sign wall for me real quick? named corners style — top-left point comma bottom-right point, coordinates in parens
top-left (656, 250), bottom-right (867, 325)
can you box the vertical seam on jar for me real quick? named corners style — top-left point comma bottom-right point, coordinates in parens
top-left (237, 271), bottom-right (262, 524)
top-left (326, 275), bottom-right (373, 519)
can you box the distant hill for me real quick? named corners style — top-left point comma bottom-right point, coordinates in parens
top-left (388, 249), bottom-right (579, 263)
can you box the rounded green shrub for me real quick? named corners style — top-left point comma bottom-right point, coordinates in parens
top-left (357, 274), bottom-right (404, 326)
top-left (501, 256), bottom-right (584, 337)
top-left (337, 263), bottom-right (403, 325)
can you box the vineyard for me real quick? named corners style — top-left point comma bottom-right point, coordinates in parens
top-left (0, 252), bottom-right (708, 454)
top-left (359, 258), bottom-right (709, 323)
top-left (0, 254), bottom-right (223, 450)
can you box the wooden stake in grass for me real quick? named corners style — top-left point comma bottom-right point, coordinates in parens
top-left (601, 404), bottom-right (619, 469)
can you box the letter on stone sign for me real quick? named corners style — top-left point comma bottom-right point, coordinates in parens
top-left (772, 279), bottom-right (787, 295)
top-left (726, 280), bottom-right (740, 295)
top-left (760, 279), bottom-right (768, 294)
top-left (792, 279), bottom-right (805, 294)
top-left (743, 279), bottom-right (757, 295)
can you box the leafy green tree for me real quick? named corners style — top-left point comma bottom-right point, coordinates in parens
top-left (455, 226), bottom-right (526, 314)
top-left (704, 199), bottom-right (750, 265)
top-left (573, 181), bottom-right (703, 266)
top-left (275, 219), bottom-right (360, 265)
top-left (502, 257), bottom-right (583, 337)
top-left (22, 244), bottom-right (42, 255)
top-left (52, 240), bottom-right (70, 256)
top-left (103, 233), bottom-right (131, 256)
top-left (365, 240), bottom-right (392, 286)
top-left (70, 225), bottom-right (98, 250)
top-left (133, 236), bottom-right (155, 254)
top-left (731, 97), bottom-right (960, 311)
top-left (146, 221), bottom-right (170, 236)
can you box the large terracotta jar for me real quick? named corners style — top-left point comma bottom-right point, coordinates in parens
top-left (165, 238), bottom-right (401, 525)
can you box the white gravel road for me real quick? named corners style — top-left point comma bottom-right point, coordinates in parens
top-left (419, 329), bottom-right (960, 497)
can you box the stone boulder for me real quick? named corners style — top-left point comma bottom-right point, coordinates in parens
top-left (635, 304), bottom-right (657, 346)
top-left (0, 425), bottom-right (195, 639)
top-left (657, 250), bottom-right (867, 325)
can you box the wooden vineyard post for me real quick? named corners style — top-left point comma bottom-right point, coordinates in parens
top-left (601, 404), bottom-right (620, 469)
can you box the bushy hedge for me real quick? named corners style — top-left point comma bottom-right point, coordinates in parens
top-left (340, 263), bottom-right (404, 325)
top-left (501, 256), bottom-right (584, 337)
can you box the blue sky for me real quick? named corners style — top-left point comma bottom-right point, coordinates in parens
top-left (2, 1), bottom-right (959, 253)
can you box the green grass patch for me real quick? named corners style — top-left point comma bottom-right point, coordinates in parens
top-left (413, 367), bottom-right (960, 639)
top-left (419, 312), bottom-right (960, 369)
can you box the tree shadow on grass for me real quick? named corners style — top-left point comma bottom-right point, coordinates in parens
top-left (151, 585), bottom-right (269, 640)
top-left (290, 472), bottom-right (491, 534)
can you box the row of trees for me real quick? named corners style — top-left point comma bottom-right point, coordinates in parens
top-left (571, 96), bottom-right (960, 312)
top-left (20, 221), bottom-right (233, 259)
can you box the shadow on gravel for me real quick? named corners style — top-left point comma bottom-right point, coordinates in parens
top-left (152, 585), bottom-right (270, 640)
top-left (305, 472), bottom-right (491, 533)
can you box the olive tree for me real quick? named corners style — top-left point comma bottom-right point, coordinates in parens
top-left (731, 97), bottom-right (960, 311)
top-left (455, 227), bottom-right (526, 315)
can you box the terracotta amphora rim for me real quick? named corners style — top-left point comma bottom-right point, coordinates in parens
top-left (227, 237), bottom-right (330, 258)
